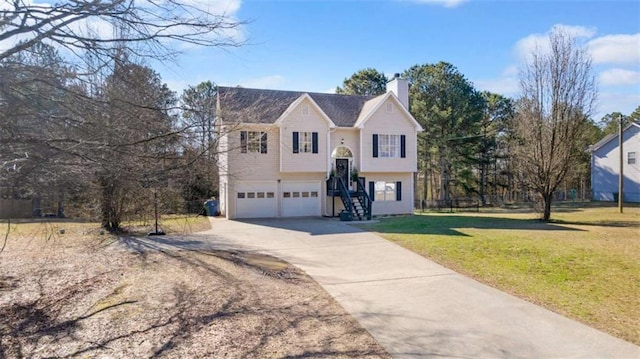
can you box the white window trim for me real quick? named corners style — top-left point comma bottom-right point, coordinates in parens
top-left (299, 131), bottom-right (313, 153)
top-left (378, 134), bottom-right (401, 158)
top-left (374, 181), bottom-right (396, 201)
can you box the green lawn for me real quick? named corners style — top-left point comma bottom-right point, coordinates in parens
top-left (363, 206), bottom-right (640, 345)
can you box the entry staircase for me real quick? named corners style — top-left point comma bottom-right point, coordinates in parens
top-left (326, 175), bottom-right (372, 221)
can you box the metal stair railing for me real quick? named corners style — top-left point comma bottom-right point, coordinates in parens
top-left (355, 177), bottom-right (373, 220)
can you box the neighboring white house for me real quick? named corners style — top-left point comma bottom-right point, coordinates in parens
top-left (590, 122), bottom-right (640, 203)
top-left (216, 76), bottom-right (423, 219)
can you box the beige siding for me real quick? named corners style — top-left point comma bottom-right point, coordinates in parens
top-left (217, 126), bottom-right (229, 176)
top-left (330, 129), bottom-right (360, 166)
top-left (360, 98), bottom-right (418, 173)
top-left (225, 124), bottom-right (280, 181)
top-left (219, 175), bottom-right (229, 217)
top-left (326, 172), bottom-right (414, 216)
top-left (280, 98), bottom-right (330, 173)
top-left (363, 172), bottom-right (414, 215)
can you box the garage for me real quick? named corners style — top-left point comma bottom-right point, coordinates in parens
top-left (281, 181), bottom-right (321, 217)
top-left (235, 181), bottom-right (277, 218)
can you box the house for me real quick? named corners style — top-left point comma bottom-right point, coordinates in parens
top-left (590, 122), bottom-right (640, 203)
top-left (216, 75), bottom-right (423, 219)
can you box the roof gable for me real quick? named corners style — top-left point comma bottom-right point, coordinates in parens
top-left (274, 94), bottom-right (336, 127)
top-left (354, 92), bottom-right (423, 131)
top-left (591, 122), bottom-right (640, 152)
top-left (217, 86), bottom-right (373, 127)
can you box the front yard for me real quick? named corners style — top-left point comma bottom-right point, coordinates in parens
top-left (363, 205), bottom-right (640, 345)
top-left (0, 217), bottom-right (389, 358)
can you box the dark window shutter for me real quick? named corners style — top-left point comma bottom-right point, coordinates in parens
top-left (312, 132), bottom-right (318, 154)
top-left (369, 181), bottom-right (375, 202)
top-left (400, 135), bottom-right (406, 158)
top-left (260, 132), bottom-right (267, 154)
top-left (240, 131), bottom-right (247, 153)
top-left (373, 134), bottom-right (378, 158)
top-left (396, 181), bottom-right (402, 201)
top-left (293, 131), bottom-right (299, 153)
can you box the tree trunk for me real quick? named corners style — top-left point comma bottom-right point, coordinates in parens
top-left (542, 192), bottom-right (552, 221)
top-left (100, 179), bottom-right (121, 231)
top-left (439, 147), bottom-right (449, 204)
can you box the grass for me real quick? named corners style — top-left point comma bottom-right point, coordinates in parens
top-left (0, 214), bottom-right (211, 250)
top-left (363, 205), bottom-right (640, 345)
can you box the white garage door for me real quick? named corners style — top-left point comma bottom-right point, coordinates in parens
top-left (281, 181), bottom-right (321, 217)
top-left (235, 181), bottom-right (277, 218)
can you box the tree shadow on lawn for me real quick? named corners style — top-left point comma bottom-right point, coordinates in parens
top-left (550, 219), bottom-right (640, 228)
top-left (363, 214), bottom-right (585, 237)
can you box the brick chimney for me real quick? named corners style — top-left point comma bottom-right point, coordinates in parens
top-left (386, 73), bottom-right (409, 110)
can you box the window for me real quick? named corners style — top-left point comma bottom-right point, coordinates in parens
top-left (372, 181), bottom-right (402, 202)
top-left (300, 132), bottom-right (313, 153)
top-left (379, 134), bottom-right (400, 158)
top-left (257, 192), bottom-right (265, 198)
top-left (266, 192), bottom-right (275, 198)
top-left (283, 192), bottom-right (291, 198)
top-left (237, 192), bottom-right (245, 199)
top-left (373, 134), bottom-right (406, 158)
top-left (293, 131), bottom-right (318, 153)
top-left (247, 192), bottom-right (255, 199)
top-left (240, 131), bottom-right (267, 154)
top-left (629, 152), bottom-right (637, 165)
top-left (310, 191), bottom-right (318, 197)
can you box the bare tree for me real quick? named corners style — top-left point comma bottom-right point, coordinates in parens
top-left (0, 0), bottom-right (243, 64)
top-left (511, 28), bottom-right (597, 221)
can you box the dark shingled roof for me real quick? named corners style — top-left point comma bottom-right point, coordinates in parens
top-left (217, 86), bottom-right (374, 127)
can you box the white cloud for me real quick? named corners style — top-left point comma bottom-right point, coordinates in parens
top-left (408, 0), bottom-right (467, 8)
top-left (599, 68), bottom-right (640, 86)
top-left (514, 24), bottom-right (596, 63)
top-left (588, 34), bottom-right (640, 65)
top-left (239, 75), bottom-right (285, 89)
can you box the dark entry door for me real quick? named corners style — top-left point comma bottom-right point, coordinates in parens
top-left (335, 159), bottom-right (349, 187)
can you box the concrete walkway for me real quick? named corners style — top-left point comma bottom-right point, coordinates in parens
top-left (192, 217), bottom-right (639, 358)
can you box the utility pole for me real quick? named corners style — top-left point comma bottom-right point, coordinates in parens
top-left (618, 114), bottom-right (624, 213)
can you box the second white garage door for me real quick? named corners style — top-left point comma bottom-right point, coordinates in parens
top-left (281, 181), bottom-right (321, 217)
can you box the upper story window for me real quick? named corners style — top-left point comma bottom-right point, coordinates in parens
top-left (240, 131), bottom-right (267, 154)
top-left (293, 131), bottom-right (318, 154)
top-left (629, 151), bottom-right (637, 165)
top-left (372, 134), bottom-right (406, 158)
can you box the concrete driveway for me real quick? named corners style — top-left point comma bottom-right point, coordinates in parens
top-left (192, 217), bottom-right (640, 358)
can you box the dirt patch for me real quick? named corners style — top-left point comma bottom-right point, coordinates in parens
top-left (0, 225), bottom-right (390, 358)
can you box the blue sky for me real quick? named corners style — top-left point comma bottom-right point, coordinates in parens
top-left (157, 0), bottom-right (639, 120)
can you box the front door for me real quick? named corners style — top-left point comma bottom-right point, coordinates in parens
top-left (335, 158), bottom-right (349, 188)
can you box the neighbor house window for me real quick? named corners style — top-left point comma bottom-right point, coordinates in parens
top-left (293, 131), bottom-right (318, 153)
top-left (240, 131), bottom-right (267, 154)
top-left (373, 134), bottom-right (406, 158)
top-left (373, 181), bottom-right (402, 201)
top-left (629, 152), bottom-right (637, 165)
